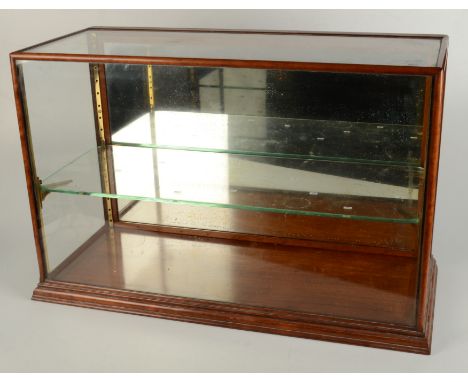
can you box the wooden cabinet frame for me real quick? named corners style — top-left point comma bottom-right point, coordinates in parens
top-left (10, 27), bottom-right (448, 354)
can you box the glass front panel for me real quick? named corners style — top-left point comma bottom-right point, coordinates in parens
top-left (17, 59), bottom-right (429, 324)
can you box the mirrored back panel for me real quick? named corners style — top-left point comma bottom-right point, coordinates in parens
top-left (102, 64), bottom-right (429, 253)
top-left (107, 65), bottom-right (427, 164)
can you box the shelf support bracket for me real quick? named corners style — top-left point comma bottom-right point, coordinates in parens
top-left (92, 64), bottom-right (114, 226)
top-left (147, 64), bottom-right (155, 110)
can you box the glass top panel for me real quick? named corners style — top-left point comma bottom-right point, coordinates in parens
top-left (41, 145), bottom-right (422, 223)
top-left (25, 29), bottom-right (442, 67)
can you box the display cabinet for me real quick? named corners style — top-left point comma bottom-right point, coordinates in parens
top-left (10, 27), bottom-right (447, 354)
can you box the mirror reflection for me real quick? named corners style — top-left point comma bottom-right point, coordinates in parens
top-left (104, 65), bottom-right (425, 223)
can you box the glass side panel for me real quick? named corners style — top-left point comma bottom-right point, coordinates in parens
top-left (17, 60), bottom-right (104, 275)
top-left (42, 145), bottom-right (422, 223)
top-left (18, 61), bottom-right (97, 178)
top-left (25, 28), bottom-right (442, 67)
top-left (42, 193), bottom-right (105, 273)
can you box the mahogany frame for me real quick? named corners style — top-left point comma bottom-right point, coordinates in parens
top-left (10, 27), bottom-right (448, 354)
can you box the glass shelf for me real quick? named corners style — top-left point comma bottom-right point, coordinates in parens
top-left (111, 112), bottom-right (423, 166)
top-left (41, 145), bottom-right (422, 223)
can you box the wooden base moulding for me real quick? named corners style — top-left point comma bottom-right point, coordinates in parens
top-left (32, 257), bottom-right (437, 354)
top-left (31, 226), bottom-right (437, 355)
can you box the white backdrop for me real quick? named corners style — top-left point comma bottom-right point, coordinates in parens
top-left (0, 9), bottom-right (467, 371)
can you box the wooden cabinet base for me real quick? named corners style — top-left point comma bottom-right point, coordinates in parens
top-left (32, 255), bottom-right (437, 354)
